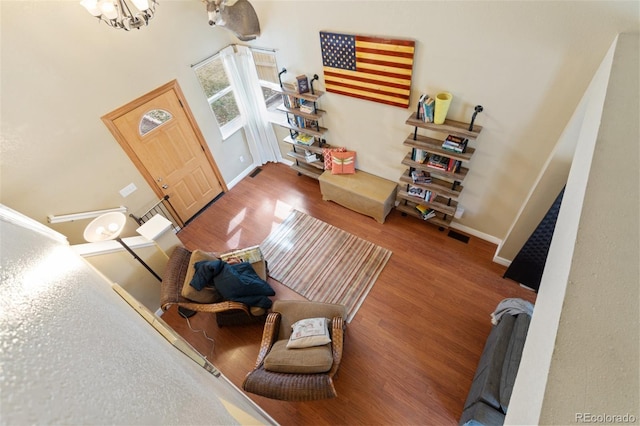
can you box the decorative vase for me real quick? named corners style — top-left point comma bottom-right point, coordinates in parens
top-left (434, 92), bottom-right (453, 124)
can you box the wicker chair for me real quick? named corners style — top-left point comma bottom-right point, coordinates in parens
top-left (160, 246), bottom-right (268, 327)
top-left (242, 300), bottom-right (346, 401)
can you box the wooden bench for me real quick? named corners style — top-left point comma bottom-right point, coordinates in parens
top-left (318, 170), bottom-right (397, 224)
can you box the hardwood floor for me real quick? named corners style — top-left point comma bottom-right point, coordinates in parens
top-left (162, 162), bottom-right (536, 426)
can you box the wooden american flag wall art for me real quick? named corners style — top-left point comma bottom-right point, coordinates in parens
top-left (319, 31), bottom-right (415, 108)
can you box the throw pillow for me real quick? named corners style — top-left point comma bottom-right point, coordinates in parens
top-left (181, 250), bottom-right (222, 303)
top-left (286, 317), bottom-right (332, 349)
top-left (331, 151), bottom-right (356, 175)
top-left (322, 147), bottom-right (346, 170)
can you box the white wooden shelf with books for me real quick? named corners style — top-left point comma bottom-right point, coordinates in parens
top-left (396, 111), bottom-right (482, 229)
top-left (273, 84), bottom-right (330, 180)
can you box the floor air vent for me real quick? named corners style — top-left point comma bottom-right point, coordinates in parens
top-left (447, 230), bottom-right (470, 244)
top-left (250, 167), bottom-right (262, 178)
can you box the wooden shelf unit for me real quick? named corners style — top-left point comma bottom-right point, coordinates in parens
top-left (274, 86), bottom-right (329, 180)
top-left (277, 121), bottom-right (328, 139)
top-left (273, 86), bottom-right (325, 103)
top-left (276, 105), bottom-right (326, 121)
top-left (396, 112), bottom-right (482, 229)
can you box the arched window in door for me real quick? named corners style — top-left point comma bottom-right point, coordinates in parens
top-left (140, 109), bottom-right (172, 135)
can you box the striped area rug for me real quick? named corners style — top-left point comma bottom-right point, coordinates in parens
top-left (260, 210), bottom-right (392, 322)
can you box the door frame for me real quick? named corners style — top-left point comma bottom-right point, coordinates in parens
top-left (101, 80), bottom-right (228, 216)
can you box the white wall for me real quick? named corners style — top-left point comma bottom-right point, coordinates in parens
top-left (0, 1), bottom-right (248, 244)
top-left (0, 206), bottom-right (275, 424)
top-left (506, 33), bottom-right (640, 425)
top-left (251, 1), bottom-right (639, 243)
top-left (74, 239), bottom-right (168, 310)
top-left (1, 1), bottom-right (638, 249)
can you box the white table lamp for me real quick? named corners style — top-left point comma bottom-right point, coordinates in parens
top-left (84, 212), bottom-right (161, 281)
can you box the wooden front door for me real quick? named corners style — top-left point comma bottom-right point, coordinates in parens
top-left (102, 80), bottom-right (226, 223)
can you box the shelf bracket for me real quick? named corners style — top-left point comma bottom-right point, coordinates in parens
top-left (277, 68), bottom-right (287, 88)
top-left (310, 74), bottom-right (319, 95)
top-left (469, 105), bottom-right (483, 131)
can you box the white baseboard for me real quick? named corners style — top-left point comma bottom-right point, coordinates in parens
top-left (449, 222), bottom-right (502, 245)
top-left (228, 160), bottom-right (297, 189)
top-left (448, 222), bottom-right (513, 267)
top-left (493, 255), bottom-right (512, 267)
top-left (226, 163), bottom-right (260, 189)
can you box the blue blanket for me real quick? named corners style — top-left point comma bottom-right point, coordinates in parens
top-left (190, 260), bottom-right (275, 308)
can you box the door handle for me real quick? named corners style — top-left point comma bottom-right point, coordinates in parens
top-left (162, 184), bottom-right (169, 189)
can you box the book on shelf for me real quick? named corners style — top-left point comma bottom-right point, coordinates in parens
top-left (412, 148), bottom-right (428, 163)
top-left (423, 96), bottom-right (435, 123)
top-left (304, 150), bottom-right (319, 162)
top-left (416, 94), bottom-right (426, 120)
top-left (282, 82), bottom-right (296, 92)
top-left (447, 158), bottom-right (462, 173)
top-left (411, 170), bottom-right (432, 184)
top-left (415, 204), bottom-right (436, 220)
top-left (293, 115), bottom-right (318, 130)
top-left (295, 133), bottom-right (315, 145)
top-left (296, 74), bottom-right (310, 94)
top-left (447, 157), bottom-right (456, 172)
top-left (415, 94), bottom-right (435, 123)
top-left (283, 94), bottom-right (300, 109)
top-left (442, 135), bottom-right (468, 153)
top-left (299, 99), bottom-right (315, 114)
top-left (407, 185), bottom-right (426, 198)
top-left (426, 154), bottom-right (449, 170)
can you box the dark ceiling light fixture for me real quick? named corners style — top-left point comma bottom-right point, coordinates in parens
top-left (80, 0), bottom-right (158, 31)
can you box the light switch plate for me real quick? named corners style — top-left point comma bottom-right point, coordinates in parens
top-left (120, 183), bottom-right (137, 197)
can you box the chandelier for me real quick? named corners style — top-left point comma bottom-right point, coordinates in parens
top-left (80, 0), bottom-right (158, 31)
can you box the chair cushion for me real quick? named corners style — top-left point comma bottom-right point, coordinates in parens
top-left (181, 250), bottom-right (222, 303)
top-left (287, 317), bottom-right (332, 349)
top-left (264, 340), bottom-right (333, 373)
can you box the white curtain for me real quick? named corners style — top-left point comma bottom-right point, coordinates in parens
top-left (219, 45), bottom-right (282, 165)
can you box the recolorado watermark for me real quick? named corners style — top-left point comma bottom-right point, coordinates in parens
top-left (576, 412), bottom-right (637, 423)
